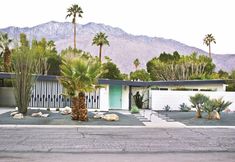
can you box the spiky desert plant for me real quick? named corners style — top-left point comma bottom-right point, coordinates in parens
top-left (190, 93), bottom-right (209, 118)
top-left (12, 47), bottom-right (40, 115)
top-left (179, 103), bottom-right (191, 112)
top-left (133, 91), bottom-right (144, 109)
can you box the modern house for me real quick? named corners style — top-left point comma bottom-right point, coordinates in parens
top-left (0, 73), bottom-right (229, 111)
top-left (98, 79), bottom-right (227, 111)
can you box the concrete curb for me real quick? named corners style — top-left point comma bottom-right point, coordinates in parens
top-left (0, 124), bottom-right (235, 129)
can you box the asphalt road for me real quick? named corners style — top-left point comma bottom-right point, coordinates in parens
top-left (0, 127), bottom-right (234, 161)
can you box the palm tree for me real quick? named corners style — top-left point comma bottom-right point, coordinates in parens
top-left (190, 93), bottom-right (209, 118)
top-left (92, 32), bottom-right (109, 62)
top-left (60, 55), bottom-right (102, 121)
top-left (66, 4), bottom-right (83, 50)
top-left (203, 34), bottom-right (216, 58)
top-left (0, 32), bottom-right (13, 72)
top-left (133, 58), bottom-right (140, 70)
top-left (46, 40), bottom-right (57, 53)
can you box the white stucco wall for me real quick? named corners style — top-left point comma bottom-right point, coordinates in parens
top-left (151, 90), bottom-right (235, 111)
top-left (122, 85), bottom-right (129, 110)
top-left (99, 85), bottom-right (109, 111)
top-left (158, 84), bottom-right (226, 91)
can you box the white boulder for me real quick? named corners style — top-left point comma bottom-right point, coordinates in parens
top-left (102, 114), bottom-right (119, 121)
top-left (93, 113), bottom-right (104, 119)
top-left (41, 114), bottom-right (50, 118)
top-left (61, 106), bottom-right (72, 115)
top-left (31, 112), bottom-right (43, 117)
top-left (13, 113), bottom-right (23, 119)
top-left (10, 112), bottom-right (18, 116)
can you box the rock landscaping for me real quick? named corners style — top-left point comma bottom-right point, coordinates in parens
top-left (0, 109), bottom-right (143, 126)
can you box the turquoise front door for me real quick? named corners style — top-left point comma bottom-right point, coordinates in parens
top-left (109, 85), bottom-right (122, 109)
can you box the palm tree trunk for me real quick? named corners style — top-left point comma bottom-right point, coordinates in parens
top-left (78, 92), bottom-right (88, 121)
top-left (4, 47), bottom-right (11, 72)
top-left (71, 96), bottom-right (79, 120)
top-left (99, 45), bottom-right (102, 62)
top-left (73, 22), bottom-right (76, 51)
top-left (209, 44), bottom-right (211, 58)
top-left (195, 108), bottom-right (202, 118)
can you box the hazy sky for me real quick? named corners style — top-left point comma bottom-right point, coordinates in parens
top-left (1, 0), bottom-right (235, 54)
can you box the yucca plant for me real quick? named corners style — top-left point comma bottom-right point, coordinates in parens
top-left (60, 55), bottom-right (102, 121)
top-left (133, 91), bottom-right (144, 109)
top-left (189, 93), bottom-right (209, 118)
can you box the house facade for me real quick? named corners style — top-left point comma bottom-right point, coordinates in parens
top-left (0, 73), bottom-right (229, 110)
top-left (98, 79), bottom-right (227, 111)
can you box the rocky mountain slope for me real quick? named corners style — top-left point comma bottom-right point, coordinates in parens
top-left (1, 21), bottom-right (233, 73)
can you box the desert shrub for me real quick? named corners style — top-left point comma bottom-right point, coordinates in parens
top-left (163, 105), bottom-right (171, 112)
top-left (133, 91), bottom-right (144, 109)
top-left (131, 106), bottom-right (139, 114)
top-left (12, 47), bottom-right (41, 115)
top-left (179, 103), bottom-right (191, 112)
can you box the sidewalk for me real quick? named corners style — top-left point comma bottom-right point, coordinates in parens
top-left (138, 109), bottom-right (186, 127)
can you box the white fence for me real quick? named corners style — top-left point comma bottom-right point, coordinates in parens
top-left (151, 90), bottom-right (235, 111)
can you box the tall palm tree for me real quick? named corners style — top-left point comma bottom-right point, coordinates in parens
top-left (92, 32), bottom-right (109, 62)
top-left (66, 4), bottom-right (83, 50)
top-left (203, 34), bottom-right (216, 58)
top-left (133, 58), bottom-right (140, 70)
top-left (0, 33), bottom-right (13, 72)
top-left (60, 55), bottom-right (102, 121)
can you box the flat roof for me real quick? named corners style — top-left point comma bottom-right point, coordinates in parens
top-left (0, 73), bottom-right (226, 86)
top-left (98, 79), bottom-right (226, 86)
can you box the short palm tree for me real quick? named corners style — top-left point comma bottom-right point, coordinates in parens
top-left (92, 32), bottom-right (109, 62)
top-left (0, 32), bottom-right (13, 72)
top-left (214, 98), bottom-right (232, 115)
top-left (203, 34), bottom-right (216, 58)
top-left (60, 55), bottom-right (102, 121)
top-left (66, 4), bottom-right (83, 50)
top-left (190, 93), bottom-right (209, 118)
top-left (133, 58), bottom-right (140, 70)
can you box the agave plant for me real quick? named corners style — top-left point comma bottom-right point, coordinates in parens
top-left (189, 93), bottom-right (209, 118)
top-left (60, 55), bottom-right (102, 121)
top-left (179, 103), bottom-right (191, 112)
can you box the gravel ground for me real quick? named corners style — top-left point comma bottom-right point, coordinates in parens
top-left (0, 109), bottom-right (144, 126)
top-left (158, 111), bottom-right (235, 126)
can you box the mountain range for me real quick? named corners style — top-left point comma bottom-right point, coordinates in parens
top-left (0, 21), bottom-right (234, 73)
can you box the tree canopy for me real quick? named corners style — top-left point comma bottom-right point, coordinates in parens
top-left (147, 52), bottom-right (215, 81)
